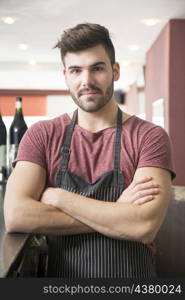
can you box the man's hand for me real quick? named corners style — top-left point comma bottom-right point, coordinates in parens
top-left (117, 177), bottom-right (159, 205)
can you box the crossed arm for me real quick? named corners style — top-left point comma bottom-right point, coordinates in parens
top-left (4, 161), bottom-right (171, 243)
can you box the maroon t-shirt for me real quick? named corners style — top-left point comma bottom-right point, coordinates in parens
top-left (13, 113), bottom-right (176, 188)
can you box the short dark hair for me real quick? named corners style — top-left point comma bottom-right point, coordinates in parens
top-left (54, 23), bottom-right (115, 65)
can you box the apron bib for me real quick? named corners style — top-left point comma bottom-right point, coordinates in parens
top-left (46, 108), bottom-right (156, 278)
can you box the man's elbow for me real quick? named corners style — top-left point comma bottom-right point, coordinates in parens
top-left (140, 221), bottom-right (159, 244)
top-left (4, 205), bottom-right (26, 233)
top-left (5, 223), bottom-right (16, 233)
top-left (125, 221), bottom-right (157, 244)
top-left (141, 231), bottom-right (156, 244)
top-left (4, 212), bottom-right (20, 233)
top-left (4, 217), bottom-right (16, 233)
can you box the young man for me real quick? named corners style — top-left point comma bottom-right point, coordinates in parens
top-left (4, 23), bottom-right (175, 278)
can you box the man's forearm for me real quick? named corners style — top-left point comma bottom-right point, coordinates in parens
top-left (46, 188), bottom-right (151, 243)
top-left (4, 196), bottom-right (94, 235)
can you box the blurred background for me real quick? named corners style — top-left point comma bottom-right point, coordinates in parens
top-left (0, 0), bottom-right (185, 184)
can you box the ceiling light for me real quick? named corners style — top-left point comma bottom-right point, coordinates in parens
top-left (2, 16), bottom-right (15, 24)
top-left (18, 44), bottom-right (28, 51)
top-left (29, 59), bottom-right (36, 65)
top-left (141, 18), bottom-right (161, 26)
top-left (128, 45), bottom-right (140, 51)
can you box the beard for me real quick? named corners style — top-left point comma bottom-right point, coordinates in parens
top-left (69, 78), bottom-right (114, 113)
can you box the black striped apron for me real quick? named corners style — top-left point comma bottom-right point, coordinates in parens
top-left (46, 108), bottom-right (156, 278)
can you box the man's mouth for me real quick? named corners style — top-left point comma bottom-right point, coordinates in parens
top-left (79, 90), bottom-right (101, 97)
top-left (81, 91), bottom-right (98, 95)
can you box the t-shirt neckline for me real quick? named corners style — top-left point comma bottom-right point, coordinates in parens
top-left (64, 113), bottom-right (135, 135)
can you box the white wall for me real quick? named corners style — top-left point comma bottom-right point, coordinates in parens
top-left (47, 95), bottom-right (77, 117)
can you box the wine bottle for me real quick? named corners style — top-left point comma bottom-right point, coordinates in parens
top-left (9, 97), bottom-right (28, 172)
top-left (0, 112), bottom-right (7, 183)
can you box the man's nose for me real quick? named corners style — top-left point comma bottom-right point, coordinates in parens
top-left (81, 70), bottom-right (93, 86)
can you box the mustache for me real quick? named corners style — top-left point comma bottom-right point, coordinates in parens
top-left (78, 86), bottom-right (102, 97)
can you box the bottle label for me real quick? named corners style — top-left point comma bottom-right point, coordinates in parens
top-left (9, 144), bottom-right (18, 170)
top-left (0, 145), bottom-right (6, 167)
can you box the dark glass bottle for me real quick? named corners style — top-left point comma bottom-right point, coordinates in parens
top-left (9, 97), bottom-right (28, 172)
top-left (0, 112), bottom-right (7, 183)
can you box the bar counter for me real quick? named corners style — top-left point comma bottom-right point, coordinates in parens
top-left (0, 184), bottom-right (29, 277)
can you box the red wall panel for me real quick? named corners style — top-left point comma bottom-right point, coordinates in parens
top-left (0, 96), bottom-right (47, 116)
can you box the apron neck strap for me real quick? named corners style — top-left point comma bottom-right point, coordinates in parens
top-left (60, 109), bottom-right (78, 170)
top-left (114, 107), bottom-right (122, 170)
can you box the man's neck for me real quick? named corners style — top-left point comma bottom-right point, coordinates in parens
top-left (76, 101), bottom-right (119, 133)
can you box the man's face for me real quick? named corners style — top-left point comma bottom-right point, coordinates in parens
top-left (63, 45), bottom-right (120, 113)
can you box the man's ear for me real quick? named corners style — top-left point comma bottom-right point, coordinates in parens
top-left (113, 62), bottom-right (120, 81)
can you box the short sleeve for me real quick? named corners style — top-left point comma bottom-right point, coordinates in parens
top-left (13, 121), bottom-right (47, 169)
top-left (138, 126), bottom-right (176, 180)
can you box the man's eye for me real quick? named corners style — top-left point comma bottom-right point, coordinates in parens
top-left (93, 66), bottom-right (104, 72)
top-left (70, 69), bottom-right (81, 74)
